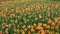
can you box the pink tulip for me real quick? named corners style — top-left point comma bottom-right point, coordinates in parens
top-left (39, 14), bottom-right (42, 18)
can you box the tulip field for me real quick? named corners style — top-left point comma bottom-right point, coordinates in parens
top-left (0, 0), bottom-right (60, 34)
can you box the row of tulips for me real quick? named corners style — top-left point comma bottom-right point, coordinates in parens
top-left (0, 4), bottom-right (60, 34)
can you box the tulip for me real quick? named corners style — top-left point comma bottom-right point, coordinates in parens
top-left (30, 25), bottom-right (34, 29)
top-left (51, 31), bottom-right (55, 34)
top-left (28, 31), bottom-right (31, 34)
top-left (27, 25), bottom-right (31, 29)
top-left (17, 30), bottom-right (20, 33)
top-left (48, 19), bottom-right (52, 24)
top-left (55, 26), bottom-right (59, 31)
top-left (58, 17), bottom-right (60, 20)
top-left (55, 4), bottom-right (59, 8)
top-left (35, 18), bottom-right (38, 20)
top-left (36, 27), bottom-right (42, 31)
top-left (40, 29), bottom-right (45, 34)
top-left (10, 13), bottom-right (15, 17)
top-left (5, 24), bottom-right (9, 28)
top-left (36, 5), bottom-right (40, 9)
top-left (14, 29), bottom-right (17, 33)
top-left (48, 20), bottom-right (52, 25)
top-left (43, 24), bottom-right (47, 28)
top-left (51, 26), bottom-right (54, 30)
top-left (9, 24), bottom-right (12, 28)
top-left (6, 28), bottom-right (8, 31)
top-left (15, 20), bottom-right (18, 24)
top-left (0, 31), bottom-right (2, 34)
top-left (58, 21), bottom-right (60, 26)
top-left (22, 31), bottom-right (25, 34)
top-left (24, 28), bottom-right (27, 32)
top-left (2, 23), bottom-right (6, 26)
top-left (5, 31), bottom-right (8, 34)
top-left (37, 23), bottom-right (42, 27)
top-left (45, 30), bottom-right (49, 34)
top-left (54, 18), bottom-right (58, 23)
top-left (30, 28), bottom-right (35, 33)
top-left (33, 23), bottom-right (36, 27)
top-left (51, 22), bottom-right (55, 27)
top-left (25, 7), bottom-right (30, 12)
top-left (22, 25), bottom-right (26, 29)
top-left (46, 25), bottom-right (50, 30)
top-left (39, 14), bottom-right (42, 19)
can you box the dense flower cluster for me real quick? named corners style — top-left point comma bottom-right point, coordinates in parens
top-left (0, 4), bottom-right (60, 34)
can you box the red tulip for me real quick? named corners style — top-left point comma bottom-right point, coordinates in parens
top-left (0, 31), bottom-right (2, 34)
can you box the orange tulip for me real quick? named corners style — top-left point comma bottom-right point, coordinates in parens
top-left (55, 26), bottom-right (59, 31)
top-left (36, 27), bottom-right (42, 31)
top-left (22, 31), bottom-right (25, 34)
top-left (36, 5), bottom-right (40, 9)
top-left (55, 4), bottom-right (59, 8)
top-left (58, 17), bottom-right (60, 20)
top-left (46, 25), bottom-right (50, 30)
top-left (48, 19), bottom-right (52, 24)
top-left (30, 28), bottom-right (35, 33)
top-left (48, 20), bottom-right (52, 24)
top-left (44, 5), bottom-right (48, 9)
top-left (58, 21), bottom-right (60, 26)
top-left (27, 25), bottom-right (31, 29)
top-left (54, 18), bottom-right (58, 23)
top-left (40, 29), bottom-right (45, 34)
top-left (28, 31), bottom-right (31, 34)
top-left (25, 7), bottom-right (30, 12)
top-left (43, 24), bottom-right (47, 28)
top-left (10, 13), bottom-right (15, 17)
top-left (30, 25), bottom-right (34, 29)
top-left (51, 22), bottom-right (55, 27)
